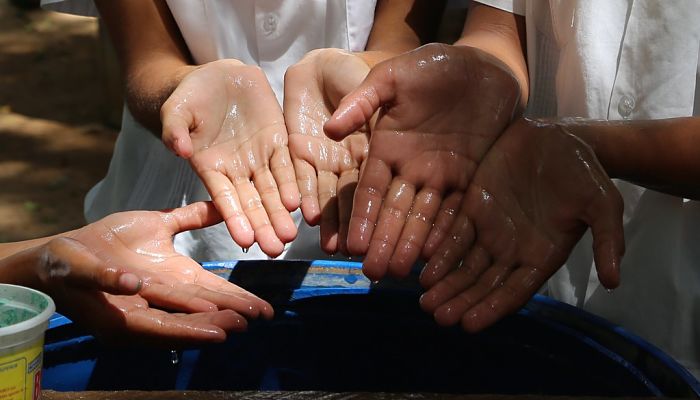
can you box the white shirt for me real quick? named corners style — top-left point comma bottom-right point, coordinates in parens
top-left (477, 0), bottom-right (700, 377)
top-left (40, 0), bottom-right (377, 262)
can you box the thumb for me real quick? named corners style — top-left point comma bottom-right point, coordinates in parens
top-left (160, 201), bottom-right (224, 235)
top-left (161, 97), bottom-right (195, 159)
top-left (587, 192), bottom-right (625, 289)
top-left (42, 237), bottom-right (143, 295)
top-left (324, 61), bottom-right (397, 141)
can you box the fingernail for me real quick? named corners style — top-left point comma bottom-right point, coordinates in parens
top-left (119, 273), bottom-right (142, 292)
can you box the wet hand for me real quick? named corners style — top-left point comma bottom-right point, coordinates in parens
top-left (161, 60), bottom-right (300, 257)
top-left (69, 202), bottom-right (273, 320)
top-left (419, 119), bottom-right (625, 332)
top-left (324, 44), bottom-right (521, 280)
top-left (284, 49), bottom-right (370, 254)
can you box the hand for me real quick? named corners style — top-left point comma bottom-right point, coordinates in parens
top-left (161, 60), bottom-right (300, 257)
top-left (69, 202), bottom-right (273, 320)
top-left (284, 49), bottom-right (370, 254)
top-left (3, 223), bottom-right (262, 345)
top-left (324, 43), bottom-right (521, 280)
top-left (419, 119), bottom-right (625, 332)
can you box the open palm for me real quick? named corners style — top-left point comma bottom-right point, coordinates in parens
top-left (161, 60), bottom-right (300, 257)
top-left (285, 49), bottom-right (370, 254)
top-left (325, 44), bottom-right (521, 279)
top-left (419, 119), bottom-right (625, 332)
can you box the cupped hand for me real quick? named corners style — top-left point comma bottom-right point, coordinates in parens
top-left (161, 60), bottom-right (300, 257)
top-left (69, 202), bottom-right (273, 320)
top-left (11, 233), bottom-right (256, 346)
top-left (419, 119), bottom-right (625, 332)
top-left (324, 43), bottom-right (521, 280)
top-left (284, 49), bottom-right (371, 254)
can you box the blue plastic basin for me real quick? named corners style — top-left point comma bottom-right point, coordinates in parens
top-left (42, 260), bottom-right (700, 397)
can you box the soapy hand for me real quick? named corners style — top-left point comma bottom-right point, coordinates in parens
top-left (419, 119), bottom-right (625, 332)
top-left (161, 60), bottom-right (300, 257)
top-left (324, 44), bottom-right (521, 279)
top-left (284, 49), bottom-right (370, 254)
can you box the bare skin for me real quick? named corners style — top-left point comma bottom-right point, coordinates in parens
top-left (324, 43), bottom-right (520, 280)
top-left (284, 49), bottom-right (370, 255)
top-left (418, 119), bottom-right (625, 332)
top-left (161, 60), bottom-right (300, 257)
top-left (283, 1), bottom-right (445, 255)
top-left (0, 202), bottom-right (273, 346)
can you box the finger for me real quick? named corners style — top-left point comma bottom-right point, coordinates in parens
top-left (43, 237), bottom-right (143, 295)
top-left (346, 157), bottom-right (392, 256)
top-left (271, 146), bottom-right (301, 212)
top-left (363, 179), bottom-right (416, 280)
top-left (200, 170), bottom-right (255, 248)
top-left (139, 282), bottom-right (219, 313)
top-left (123, 308), bottom-right (248, 344)
top-left (420, 245), bottom-right (490, 313)
top-left (422, 192), bottom-right (463, 260)
top-left (461, 266), bottom-right (548, 333)
top-left (161, 98), bottom-right (195, 158)
top-left (317, 170), bottom-right (339, 254)
top-left (161, 201), bottom-right (223, 234)
top-left (233, 176), bottom-right (285, 257)
top-left (419, 205), bottom-right (475, 288)
top-left (182, 269), bottom-right (275, 320)
top-left (293, 158), bottom-right (321, 225)
top-left (324, 62), bottom-right (396, 140)
top-left (388, 188), bottom-right (441, 278)
top-left (253, 167), bottom-right (297, 244)
top-left (432, 262), bottom-right (515, 327)
top-left (337, 169), bottom-right (359, 255)
top-left (586, 189), bottom-right (625, 289)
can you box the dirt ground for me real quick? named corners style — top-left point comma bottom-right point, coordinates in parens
top-left (0, 0), bottom-right (119, 242)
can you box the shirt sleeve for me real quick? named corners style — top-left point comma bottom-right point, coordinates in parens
top-left (472, 0), bottom-right (525, 16)
top-left (40, 0), bottom-right (98, 17)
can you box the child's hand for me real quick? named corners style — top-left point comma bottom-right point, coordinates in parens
top-left (3, 202), bottom-right (274, 345)
top-left (284, 49), bottom-right (371, 254)
top-left (161, 60), bottom-right (300, 257)
top-left (419, 119), bottom-right (625, 332)
top-left (324, 44), bottom-right (521, 280)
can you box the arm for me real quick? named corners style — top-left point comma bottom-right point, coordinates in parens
top-left (95, 0), bottom-right (193, 135)
top-left (455, 3), bottom-right (528, 109)
top-left (563, 117), bottom-right (700, 200)
top-left (359, 0), bottom-right (447, 66)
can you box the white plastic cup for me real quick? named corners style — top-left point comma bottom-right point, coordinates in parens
top-left (0, 284), bottom-right (55, 400)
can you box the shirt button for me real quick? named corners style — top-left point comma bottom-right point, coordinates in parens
top-left (262, 14), bottom-right (278, 35)
top-left (617, 94), bottom-right (636, 119)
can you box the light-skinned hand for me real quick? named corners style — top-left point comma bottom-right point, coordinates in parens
top-left (0, 202), bottom-right (274, 346)
top-left (161, 60), bottom-right (300, 257)
top-left (284, 49), bottom-right (371, 254)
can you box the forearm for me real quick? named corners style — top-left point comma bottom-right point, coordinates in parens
top-left (562, 117), bottom-right (700, 200)
top-left (95, 0), bottom-right (194, 135)
top-left (361, 0), bottom-right (447, 67)
top-left (454, 3), bottom-right (528, 109)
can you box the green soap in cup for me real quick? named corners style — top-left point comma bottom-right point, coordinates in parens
top-left (0, 284), bottom-right (55, 399)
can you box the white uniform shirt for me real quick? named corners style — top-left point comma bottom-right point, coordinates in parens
top-left (40, 0), bottom-right (377, 262)
top-left (476, 0), bottom-right (700, 377)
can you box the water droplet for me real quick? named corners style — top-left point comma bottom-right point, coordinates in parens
top-left (242, 247), bottom-right (249, 254)
top-left (170, 350), bottom-right (179, 365)
top-left (344, 274), bottom-right (358, 284)
top-left (606, 288), bottom-right (614, 294)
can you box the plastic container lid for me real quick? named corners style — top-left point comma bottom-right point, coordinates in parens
top-left (0, 283), bottom-right (55, 350)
